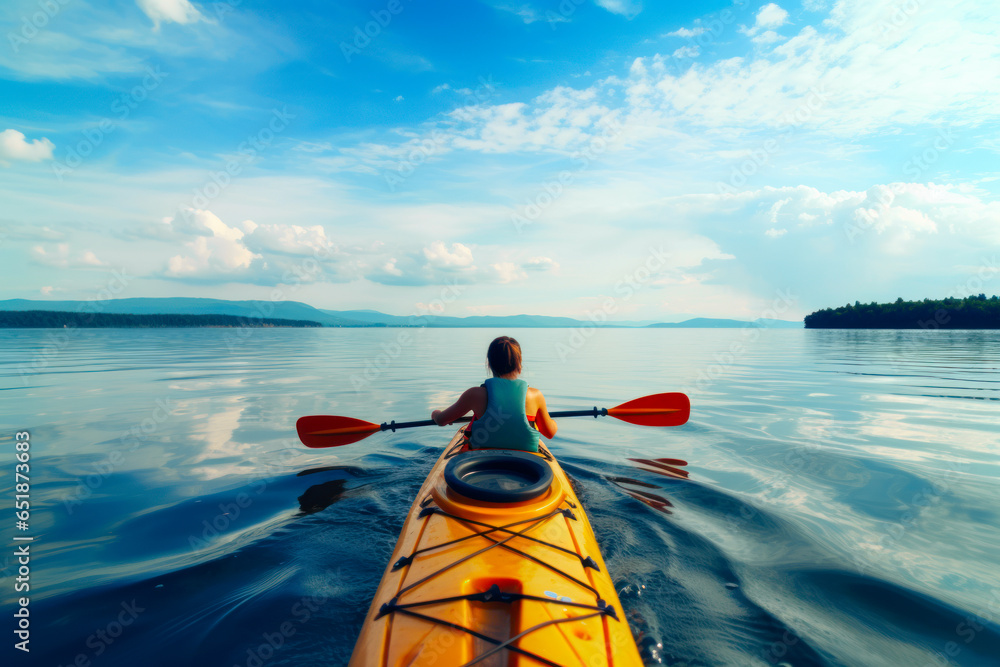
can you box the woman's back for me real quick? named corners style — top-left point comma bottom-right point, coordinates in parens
top-left (430, 336), bottom-right (558, 447)
top-left (468, 377), bottom-right (540, 452)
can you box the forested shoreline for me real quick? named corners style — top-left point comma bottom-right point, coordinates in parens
top-left (805, 295), bottom-right (1000, 329)
top-left (0, 311), bottom-right (323, 328)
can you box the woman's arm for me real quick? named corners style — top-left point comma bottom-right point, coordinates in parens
top-left (431, 387), bottom-right (486, 425)
top-left (529, 389), bottom-right (558, 439)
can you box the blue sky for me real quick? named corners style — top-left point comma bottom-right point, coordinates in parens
top-left (1, 0), bottom-right (998, 321)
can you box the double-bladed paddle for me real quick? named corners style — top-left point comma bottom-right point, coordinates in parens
top-left (296, 391), bottom-right (690, 448)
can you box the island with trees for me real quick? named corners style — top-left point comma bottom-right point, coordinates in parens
top-left (0, 311), bottom-right (323, 328)
top-left (804, 295), bottom-right (1000, 329)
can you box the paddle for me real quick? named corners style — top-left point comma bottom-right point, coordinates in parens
top-left (296, 392), bottom-right (690, 448)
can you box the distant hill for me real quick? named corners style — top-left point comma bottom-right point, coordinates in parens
top-left (0, 311), bottom-right (321, 328)
top-left (0, 298), bottom-right (803, 328)
top-left (322, 310), bottom-right (599, 328)
top-left (647, 318), bottom-right (802, 328)
top-left (0, 298), bottom-right (370, 327)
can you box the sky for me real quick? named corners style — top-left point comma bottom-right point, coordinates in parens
top-left (0, 0), bottom-right (998, 321)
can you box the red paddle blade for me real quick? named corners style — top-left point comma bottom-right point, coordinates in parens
top-left (296, 416), bottom-right (381, 448)
top-left (622, 490), bottom-right (673, 515)
top-left (650, 457), bottom-right (688, 467)
top-left (607, 392), bottom-right (690, 427)
top-left (628, 458), bottom-right (690, 480)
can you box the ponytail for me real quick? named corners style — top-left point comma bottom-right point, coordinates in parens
top-left (486, 336), bottom-right (522, 377)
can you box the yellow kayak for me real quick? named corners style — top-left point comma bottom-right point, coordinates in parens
top-left (349, 427), bottom-right (644, 666)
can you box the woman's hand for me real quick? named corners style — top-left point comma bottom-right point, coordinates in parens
top-left (431, 409), bottom-right (444, 425)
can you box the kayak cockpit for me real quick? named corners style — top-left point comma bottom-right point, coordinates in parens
top-left (444, 449), bottom-right (554, 503)
top-left (348, 428), bottom-right (643, 667)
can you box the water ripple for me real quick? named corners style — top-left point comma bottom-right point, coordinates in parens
top-left (2, 328), bottom-right (998, 666)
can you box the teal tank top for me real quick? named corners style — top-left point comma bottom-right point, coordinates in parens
top-left (468, 378), bottom-right (540, 453)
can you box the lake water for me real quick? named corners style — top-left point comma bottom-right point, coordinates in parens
top-left (2, 327), bottom-right (999, 666)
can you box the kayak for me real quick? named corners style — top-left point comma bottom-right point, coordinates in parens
top-left (349, 427), bottom-right (644, 666)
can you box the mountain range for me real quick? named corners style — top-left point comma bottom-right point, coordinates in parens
top-left (0, 298), bottom-right (803, 328)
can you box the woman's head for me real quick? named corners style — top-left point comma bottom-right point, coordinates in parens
top-left (487, 336), bottom-right (522, 377)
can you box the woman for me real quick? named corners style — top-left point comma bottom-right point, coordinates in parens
top-left (431, 336), bottom-right (557, 451)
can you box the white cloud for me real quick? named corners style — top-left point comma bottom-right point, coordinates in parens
top-left (352, 0), bottom-right (1000, 164)
top-left (672, 46), bottom-right (700, 59)
top-left (752, 30), bottom-right (783, 44)
top-left (394, 95), bottom-right (404, 102)
top-left (0, 129), bottom-right (55, 165)
top-left (362, 241), bottom-right (563, 287)
top-left (667, 27), bottom-right (706, 38)
top-left (448, 87), bottom-right (615, 153)
top-left (166, 210), bottom-right (259, 277)
top-left (363, 240), bottom-right (480, 286)
top-left (523, 256), bottom-right (560, 272)
top-left (492, 262), bottom-right (527, 283)
top-left (619, 0), bottom-right (1000, 136)
top-left (754, 3), bottom-right (790, 30)
top-left (536, 180), bottom-right (995, 312)
top-left (243, 222), bottom-right (334, 257)
top-left (740, 3), bottom-right (790, 41)
top-left (382, 259), bottom-right (403, 276)
top-left (80, 251), bottom-right (104, 266)
top-left (30, 244), bottom-right (105, 268)
top-left (680, 181), bottom-right (997, 276)
top-left (768, 197), bottom-right (791, 223)
top-left (423, 241), bottom-right (474, 268)
top-left (0, 26), bottom-right (149, 81)
top-left (483, 3), bottom-right (550, 24)
top-left (432, 83), bottom-right (451, 94)
top-left (594, 0), bottom-right (643, 19)
top-left (136, 0), bottom-right (204, 30)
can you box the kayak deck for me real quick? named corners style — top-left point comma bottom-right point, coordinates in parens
top-left (349, 428), bottom-right (643, 666)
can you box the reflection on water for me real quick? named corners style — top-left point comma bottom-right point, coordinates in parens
top-left (1, 328), bottom-right (999, 666)
top-left (296, 466), bottom-right (369, 515)
top-left (607, 459), bottom-right (691, 515)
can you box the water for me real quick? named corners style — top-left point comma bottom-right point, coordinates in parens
top-left (2, 328), bottom-right (999, 666)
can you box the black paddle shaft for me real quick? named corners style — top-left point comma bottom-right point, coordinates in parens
top-left (379, 407), bottom-right (608, 432)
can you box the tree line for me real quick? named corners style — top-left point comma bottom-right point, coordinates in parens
top-left (0, 311), bottom-right (323, 328)
top-left (804, 295), bottom-right (1000, 329)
